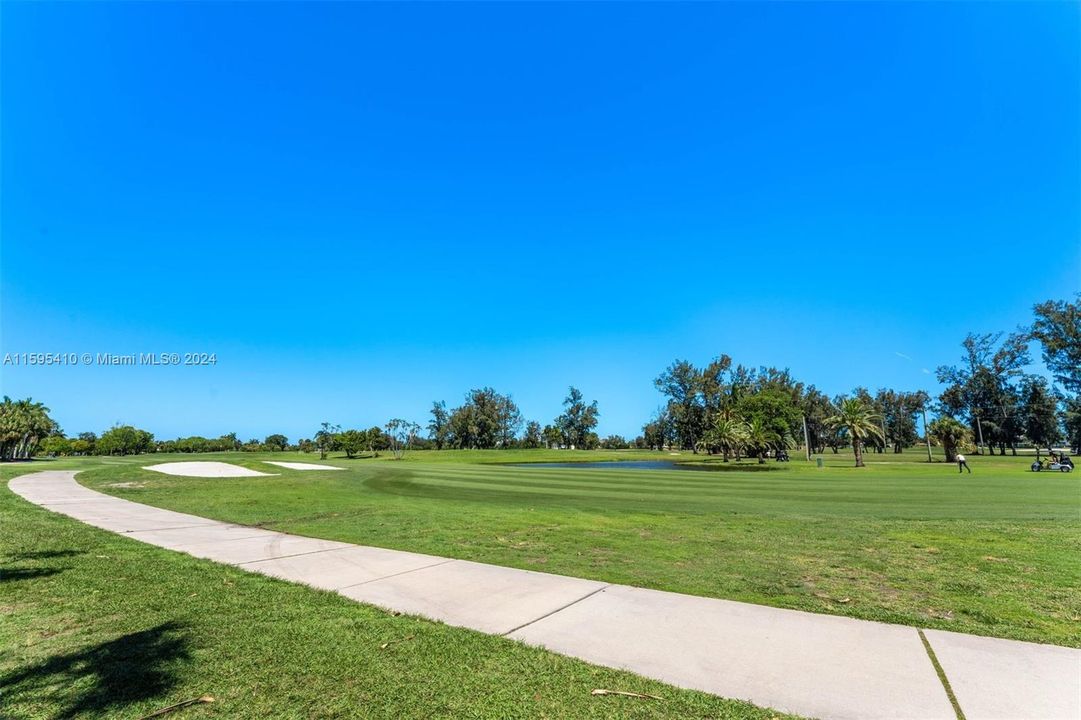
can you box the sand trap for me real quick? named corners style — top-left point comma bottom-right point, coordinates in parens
top-left (263, 461), bottom-right (345, 471)
top-left (143, 461), bottom-right (272, 478)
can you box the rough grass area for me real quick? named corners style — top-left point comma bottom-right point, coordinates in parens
top-left (23, 447), bottom-right (1081, 647)
top-left (1, 468), bottom-right (792, 720)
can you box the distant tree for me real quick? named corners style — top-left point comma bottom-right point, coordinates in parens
top-left (1029, 295), bottom-right (1081, 394)
top-left (447, 405), bottom-right (475, 449)
top-left (410, 435), bottom-right (434, 450)
top-left (700, 355), bottom-right (735, 423)
top-left (385, 419), bottom-right (420, 460)
top-left (600, 434), bottom-right (629, 449)
top-left (315, 422), bottom-right (341, 460)
top-left (138, 428), bottom-right (154, 453)
top-left (97, 424), bottom-right (155, 456)
top-left (220, 432), bottom-right (241, 451)
top-left (41, 435), bottom-right (72, 456)
top-left (743, 416), bottom-right (782, 464)
top-left (734, 387), bottom-right (800, 455)
top-left (337, 429), bottom-right (367, 459)
top-left (0, 397), bottom-right (59, 461)
top-left (654, 361), bottom-right (704, 451)
top-left (1020, 377), bottom-right (1061, 459)
top-left (849, 388), bottom-right (885, 453)
top-left (928, 416), bottom-right (971, 462)
top-left (1064, 398), bottom-right (1081, 454)
top-left (641, 407), bottom-right (674, 451)
top-left (876, 389), bottom-right (926, 453)
top-left (937, 333), bottom-right (1029, 455)
top-left (555, 386), bottom-right (599, 449)
top-left (428, 401), bottom-right (450, 450)
top-left (702, 413), bottom-right (747, 462)
top-left (77, 431), bottom-right (98, 454)
top-left (496, 395), bottom-right (523, 448)
top-left (264, 434), bottom-right (288, 452)
top-left (70, 438), bottom-right (91, 455)
top-left (542, 424), bottom-right (562, 449)
top-left (445, 388), bottom-right (511, 449)
top-left (176, 436), bottom-right (211, 453)
top-left (826, 398), bottom-right (883, 468)
top-left (297, 438), bottom-right (315, 454)
top-left (521, 421), bottom-right (543, 449)
top-left (366, 426), bottom-right (388, 456)
top-left (801, 387), bottom-right (834, 454)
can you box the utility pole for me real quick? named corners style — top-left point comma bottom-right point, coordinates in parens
top-left (922, 405), bottom-right (933, 462)
top-left (974, 411), bottom-right (985, 455)
top-left (802, 415), bottom-right (811, 461)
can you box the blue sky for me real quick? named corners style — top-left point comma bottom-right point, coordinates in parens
top-left (2, 2), bottom-right (1078, 441)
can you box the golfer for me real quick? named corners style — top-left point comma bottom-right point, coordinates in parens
top-left (957, 453), bottom-right (971, 473)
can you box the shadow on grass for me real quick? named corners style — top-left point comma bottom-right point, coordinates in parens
top-left (0, 621), bottom-right (191, 718)
top-left (9, 549), bottom-right (85, 561)
top-left (1, 567), bottom-right (65, 582)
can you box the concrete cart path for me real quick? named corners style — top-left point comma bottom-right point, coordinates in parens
top-left (10, 471), bottom-right (1080, 720)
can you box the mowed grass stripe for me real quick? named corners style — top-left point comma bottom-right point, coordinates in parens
top-left (379, 467), bottom-right (850, 504)
top-left (360, 465), bottom-right (777, 498)
top-left (365, 474), bottom-right (677, 506)
top-left (405, 467), bottom-right (761, 496)
top-left (392, 465), bottom-right (1076, 519)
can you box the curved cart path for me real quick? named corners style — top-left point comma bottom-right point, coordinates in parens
top-left (10, 471), bottom-right (1080, 720)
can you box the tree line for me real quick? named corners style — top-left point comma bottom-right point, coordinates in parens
top-left (6, 296), bottom-right (1076, 466)
top-left (638, 296), bottom-right (1078, 465)
top-left (311, 386), bottom-right (602, 459)
top-left (638, 358), bottom-right (931, 465)
top-left (934, 296), bottom-right (1080, 458)
top-left (426, 386), bottom-right (600, 450)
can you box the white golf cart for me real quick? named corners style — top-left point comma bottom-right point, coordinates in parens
top-left (1031, 457), bottom-right (1074, 472)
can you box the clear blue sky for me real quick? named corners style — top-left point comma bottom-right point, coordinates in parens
top-left (2, 2), bottom-right (1078, 441)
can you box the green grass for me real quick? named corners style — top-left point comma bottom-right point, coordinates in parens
top-left (1, 463), bottom-right (793, 719)
top-left (52, 447), bottom-right (1081, 647)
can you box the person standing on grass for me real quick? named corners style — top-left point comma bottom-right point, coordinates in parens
top-left (957, 453), bottom-right (971, 473)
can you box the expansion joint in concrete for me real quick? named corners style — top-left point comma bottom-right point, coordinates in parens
top-left (919, 628), bottom-right (967, 720)
top-left (502, 584), bottom-right (611, 637)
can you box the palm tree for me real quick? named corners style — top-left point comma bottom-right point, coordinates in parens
top-left (927, 416), bottom-right (970, 462)
top-left (0, 396), bottom-right (57, 461)
top-left (744, 417), bottom-right (781, 464)
top-left (703, 413), bottom-right (747, 462)
top-left (826, 397), bottom-right (883, 468)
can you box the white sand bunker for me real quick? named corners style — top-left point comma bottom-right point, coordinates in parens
top-left (263, 461), bottom-right (345, 471)
top-left (143, 461), bottom-right (272, 477)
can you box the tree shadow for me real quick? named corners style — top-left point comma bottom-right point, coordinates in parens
top-left (9, 549), bottom-right (85, 561)
top-left (1, 567), bottom-right (63, 582)
top-left (0, 621), bottom-right (191, 718)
